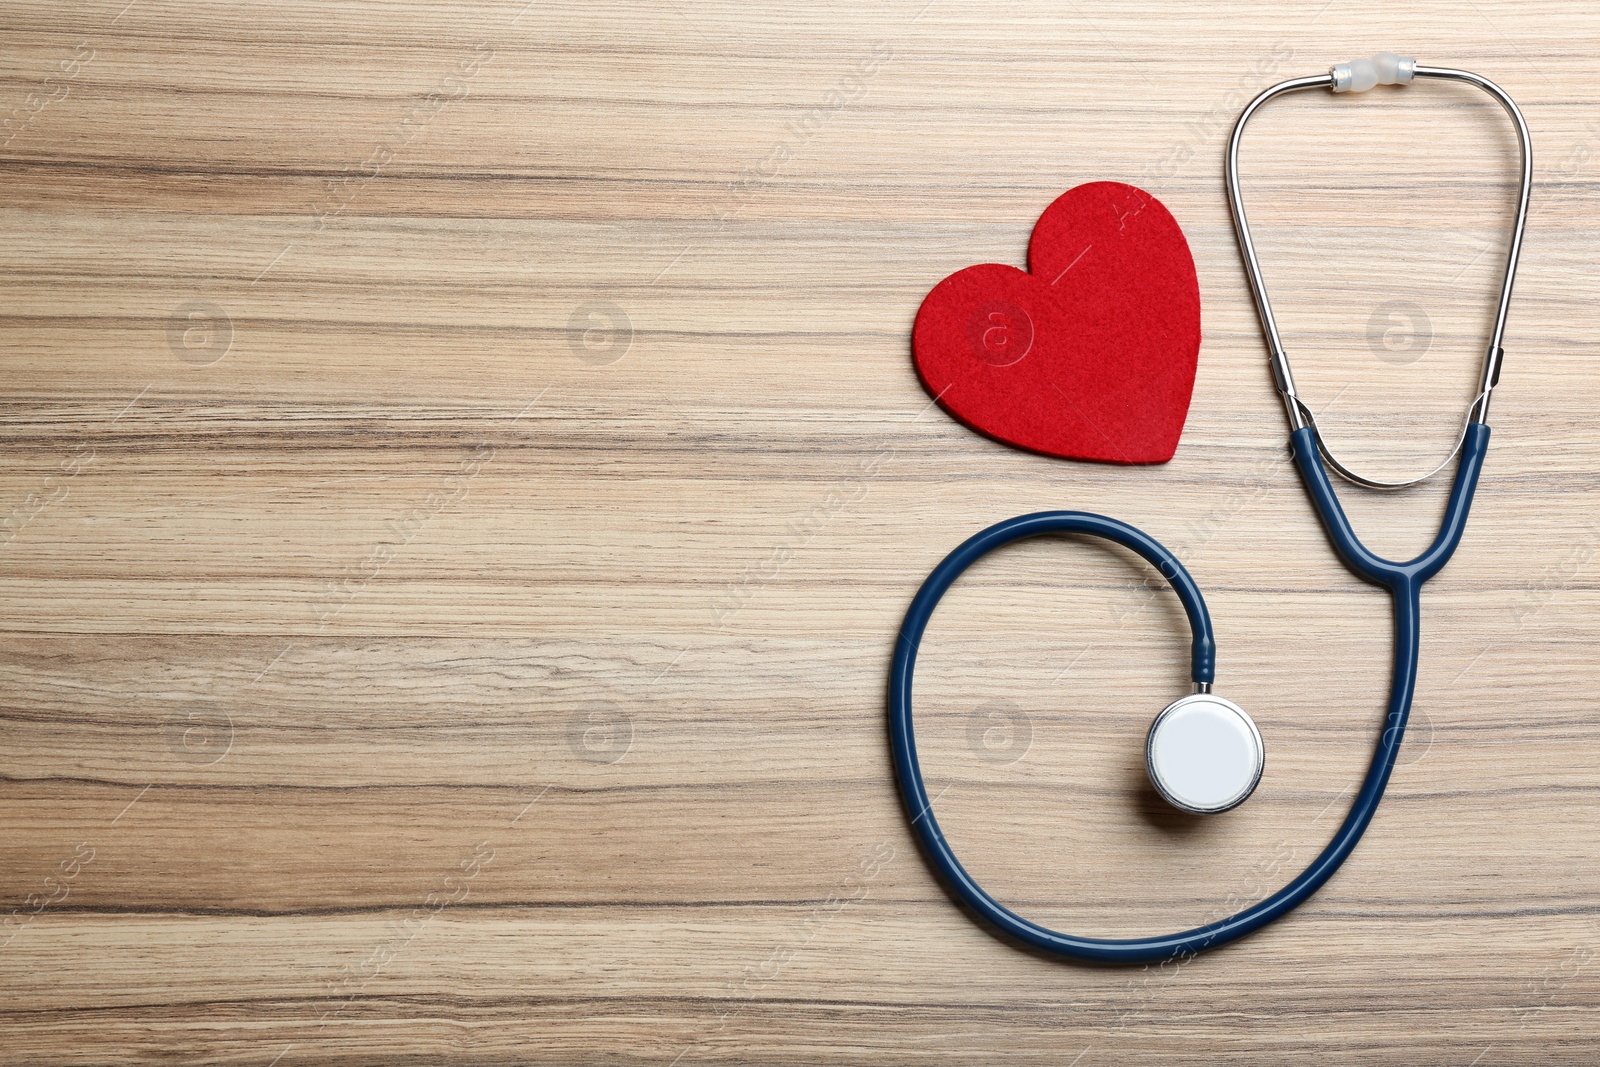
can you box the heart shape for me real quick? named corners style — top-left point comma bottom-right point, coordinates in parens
top-left (912, 181), bottom-right (1200, 464)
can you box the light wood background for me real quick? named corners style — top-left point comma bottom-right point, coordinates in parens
top-left (2, 1), bottom-right (1598, 1063)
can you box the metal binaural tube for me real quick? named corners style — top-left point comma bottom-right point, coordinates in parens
top-left (1226, 61), bottom-right (1531, 484)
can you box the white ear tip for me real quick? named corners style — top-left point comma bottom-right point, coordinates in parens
top-left (1330, 58), bottom-right (1379, 93)
top-left (1332, 53), bottom-right (1417, 92)
top-left (1373, 51), bottom-right (1416, 83)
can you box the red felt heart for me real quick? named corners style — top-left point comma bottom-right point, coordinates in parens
top-left (912, 181), bottom-right (1200, 464)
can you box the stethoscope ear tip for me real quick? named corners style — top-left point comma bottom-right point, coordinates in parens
top-left (1146, 694), bottom-right (1265, 815)
top-left (1330, 52), bottom-right (1417, 93)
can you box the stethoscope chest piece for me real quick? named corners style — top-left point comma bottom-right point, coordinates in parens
top-left (1145, 694), bottom-right (1264, 815)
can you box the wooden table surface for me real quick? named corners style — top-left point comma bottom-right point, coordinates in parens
top-left (3, 1), bottom-right (1598, 1063)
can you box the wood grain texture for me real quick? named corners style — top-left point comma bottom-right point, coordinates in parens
top-left (2, 1), bottom-right (1599, 1063)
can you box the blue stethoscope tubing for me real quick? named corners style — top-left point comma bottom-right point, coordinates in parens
top-left (889, 58), bottom-right (1528, 964)
top-left (887, 426), bottom-right (1488, 964)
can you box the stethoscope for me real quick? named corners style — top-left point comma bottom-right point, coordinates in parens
top-left (889, 55), bottom-right (1531, 964)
